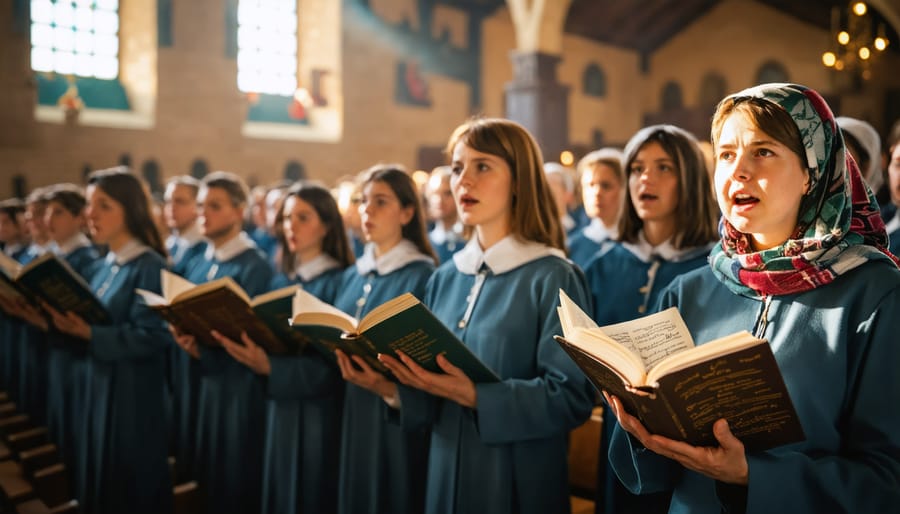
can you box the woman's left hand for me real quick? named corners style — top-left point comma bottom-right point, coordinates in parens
top-left (212, 330), bottom-right (271, 376)
top-left (605, 392), bottom-right (748, 485)
top-left (42, 301), bottom-right (91, 340)
top-left (378, 351), bottom-right (477, 409)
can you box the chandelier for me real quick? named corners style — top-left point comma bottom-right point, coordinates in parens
top-left (821, 1), bottom-right (890, 81)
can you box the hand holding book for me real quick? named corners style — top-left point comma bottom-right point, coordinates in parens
top-left (604, 391), bottom-right (750, 485)
top-left (556, 289), bottom-right (804, 451)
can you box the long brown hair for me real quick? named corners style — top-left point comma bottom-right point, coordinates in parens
top-left (445, 117), bottom-right (566, 252)
top-left (618, 125), bottom-right (719, 248)
top-left (359, 164), bottom-right (437, 265)
top-left (87, 166), bottom-right (167, 258)
top-left (278, 182), bottom-right (355, 274)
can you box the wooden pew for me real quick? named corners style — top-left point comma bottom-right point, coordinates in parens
top-left (568, 406), bottom-right (604, 514)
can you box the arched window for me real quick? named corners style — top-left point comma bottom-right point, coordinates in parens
top-left (236, 0), bottom-right (298, 95)
top-left (30, 0), bottom-right (120, 79)
top-left (756, 60), bottom-right (789, 85)
top-left (661, 81), bottom-right (683, 111)
top-left (699, 72), bottom-right (727, 110)
top-left (583, 63), bottom-right (607, 98)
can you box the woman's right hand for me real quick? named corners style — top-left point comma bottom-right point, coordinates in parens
top-left (335, 349), bottom-right (400, 407)
top-left (169, 324), bottom-right (200, 359)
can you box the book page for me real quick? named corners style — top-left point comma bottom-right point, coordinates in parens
top-left (173, 275), bottom-right (250, 305)
top-left (250, 284), bottom-right (299, 307)
top-left (161, 269), bottom-right (197, 301)
top-left (599, 307), bottom-right (695, 370)
top-left (358, 292), bottom-right (420, 333)
top-left (291, 287), bottom-right (358, 334)
top-left (135, 288), bottom-right (166, 307)
top-left (558, 289), bottom-right (598, 338)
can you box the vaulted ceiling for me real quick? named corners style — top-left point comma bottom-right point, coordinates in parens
top-left (563, 0), bottom-right (900, 56)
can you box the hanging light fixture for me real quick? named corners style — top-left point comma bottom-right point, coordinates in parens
top-left (821, 1), bottom-right (890, 82)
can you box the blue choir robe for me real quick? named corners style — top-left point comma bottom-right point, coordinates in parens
top-left (165, 222), bottom-right (207, 277)
top-left (0, 245), bottom-right (30, 393)
top-left (45, 235), bottom-right (99, 468)
top-left (75, 240), bottom-right (174, 514)
top-left (428, 222), bottom-right (465, 264)
top-left (396, 237), bottom-right (595, 514)
top-left (567, 219), bottom-right (618, 270)
top-left (250, 225), bottom-right (278, 260)
top-left (261, 255), bottom-right (345, 514)
top-left (11, 243), bottom-right (50, 422)
top-left (886, 210), bottom-right (899, 255)
top-left (333, 241), bottom-right (435, 514)
top-left (585, 235), bottom-right (712, 514)
top-left (188, 233), bottom-right (274, 514)
top-left (609, 260), bottom-right (900, 514)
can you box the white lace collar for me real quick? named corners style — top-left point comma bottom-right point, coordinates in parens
top-left (620, 231), bottom-right (712, 263)
top-left (204, 231), bottom-right (257, 262)
top-left (581, 218), bottom-right (618, 244)
top-left (356, 239), bottom-right (433, 276)
top-left (294, 253), bottom-right (341, 282)
top-left (106, 238), bottom-right (151, 265)
top-left (54, 233), bottom-right (92, 256)
top-left (453, 235), bottom-right (566, 275)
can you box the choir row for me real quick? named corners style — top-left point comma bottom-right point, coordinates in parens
top-left (1, 83), bottom-right (899, 514)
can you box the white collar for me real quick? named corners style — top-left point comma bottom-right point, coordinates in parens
top-left (356, 239), bottom-right (433, 276)
top-left (453, 235), bottom-right (566, 275)
top-left (106, 238), bottom-right (150, 265)
top-left (25, 243), bottom-right (50, 258)
top-left (3, 243), bottom-right (24, 257)
top-left (430, 222), bottom-right (465, 245)
top-left (294, 253), bottom-right (341, 282)
top-left (54, 233), bottom-right (92, 256)
top-left (621, 231), bottom-right (712, 263)
top-left (582, 218), bottom-right (617, 244)
top-left (561, 213), bottom-right (576, 233)
top-left (886, 210), bottom-right (900, 234)
top-left (177, 222), bottom-right (205, 247)
top-left (204, 231), bottom-right (256, 262)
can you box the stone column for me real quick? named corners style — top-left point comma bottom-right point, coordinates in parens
top-left (505, 51), bottom-right (569, 161)
top-left (503, 0), bottom-right (572, 161)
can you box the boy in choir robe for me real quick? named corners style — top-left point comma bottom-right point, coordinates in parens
top-left (886, 140), bottom-right (900, 254)
top-left (584, 124), bottom-right (720, 514)
top-left (163, 175), bottom-right (206, 276)
top-left (567, 148), bottom-right (626, 269)
top-left (42, 184), bottom-right (100, 472)
top-left (606, 83), bottom-right (900, 514)
top-left (170, 171), bottom-right (274, 514)
top-left (426, 166), bottom-right (466, 263)
top-left (36, 167), bottom-right (173, 514)
top-left (212, 183), bottom-right (354, 514)
top-left (331, 165), bottom-right (437, 514)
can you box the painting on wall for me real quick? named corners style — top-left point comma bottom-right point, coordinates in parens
top-left (396, 59), bottom-right (432, 107)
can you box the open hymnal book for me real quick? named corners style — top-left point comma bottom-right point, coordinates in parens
top-left (555, 290), bottom-right (804, 450)
top-left (290, 289), bottom-right (499, 383)
top-left (137, 270), bottom-right (304, 355)
top-left (0, 251), bottom-right (110, 324)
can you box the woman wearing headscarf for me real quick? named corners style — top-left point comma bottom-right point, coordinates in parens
top-left (606, 83), bottom-right (900, 513)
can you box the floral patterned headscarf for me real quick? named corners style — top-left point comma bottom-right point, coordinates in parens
top-left (709, 83), bottom-right (898, 298)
